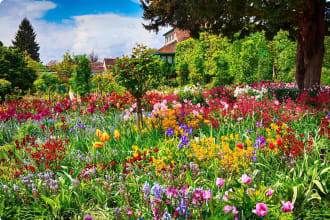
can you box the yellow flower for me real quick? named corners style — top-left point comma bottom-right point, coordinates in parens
top-left (114, 130), bottom-right (120, 139)
top-left (132, 145), bottom-right (139, 151)
top-left (93, 142), bottom-right (104, 148)
top-left (101, 131), bottom-right (110, 142)
top-left (96, 129), bottom-right (102, 139)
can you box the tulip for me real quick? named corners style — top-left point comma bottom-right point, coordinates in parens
top-left (96, 129), bottom-right (102, 139)
top-left (269, 142), bottom-right (274, 149)
top-left (216, 178), bottom-right (225, 187)
top-left (93, 142), bottom-right (104, 148)
top-left (241, 174), bottom-right (252, 184)
top-left (114, 129), bottom-right (120, 139)
top-left (101, 131), bottom-right (110, 142)
top-left (252, 203), bottom-right (268, 216)
top-left (281, 201), bottom-right (294, 212)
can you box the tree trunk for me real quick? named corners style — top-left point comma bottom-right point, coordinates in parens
top-left (136, 96), bottom-right (143, 129)
top-left (295, 0), bottom-right (325, 90)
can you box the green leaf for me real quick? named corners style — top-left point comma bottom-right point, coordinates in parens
top-left (320, 167), bottom-right (330, 176)
top-left (292, 186), bottom-right (297, 204)
top-left (312, 180), bottom-right (326, 194)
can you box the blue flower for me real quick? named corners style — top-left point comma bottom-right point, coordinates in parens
top-left (166, 128), bottom-right (175, 136)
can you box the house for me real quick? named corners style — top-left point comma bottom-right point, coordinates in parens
top-left (154, 28), bottom-right (190, 64)
top-left (103, 58), bottom-right (116, 72)
top-left (90, 62), bottom-right (104, 74)
top-left (90, 58), bottom-right (117, 74)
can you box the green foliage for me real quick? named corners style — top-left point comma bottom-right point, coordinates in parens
top-left (0, 79), bottom-right (11, 100)
top-left (57, 52), bottom-right (75, 78)
top-left (34, 73), bottom-right (60, 99)
top-left (113, 44), bottom-right (162, 98)
top-left (270, 30), bottom-right (296, 82)
top-left (0, 44), bottom-right (37, 94)
top-left (91, 73), bottom-right (126, 95)
top-left (12, 18), bottom-right (40, 62)
top-left (175, 30), bottom-right (296, 86)
top-left (72, 55), bottom-right (91, 97)
top-left (321, 67), bottom-right (330, 85)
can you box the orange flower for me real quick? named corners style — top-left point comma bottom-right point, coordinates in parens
top-left (101, 131), bottom-right (110, 142)
top-left (93, 142), bottom-right (104, 148)
top-left (114, 130), bottom-right (120, 139)
top-left (96, 129), bottom-right (102, 139)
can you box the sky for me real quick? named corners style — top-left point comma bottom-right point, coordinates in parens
top-left (0, 0), bottom-right (169, 64)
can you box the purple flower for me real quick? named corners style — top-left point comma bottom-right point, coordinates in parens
top-left (252, 203), bottom-right (268, 216)
top-left (256, 121), bottom-right (263, 127)
top-left (247, 129), bottom-right (252, 134)
top-left (84, 215), bottom-right (93, 220)
top-left (281, 201), bottom-right (294, 212)
top-left (254, 136), bottom-right (266, 149)
top-left (166, 128), bottom-right (175, 136)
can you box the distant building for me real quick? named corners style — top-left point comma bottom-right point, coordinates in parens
top-left (90, 58), bottom-right (117, 74)
top-left (103, 58), bottom-right (116, 72)
top-left (90, 62), bottom-right (104, 74)
top-left (154, 28), bottom-right (190, 64)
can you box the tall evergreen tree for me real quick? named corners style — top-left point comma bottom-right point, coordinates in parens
top-left (12, 17), bottom-right (40, 62)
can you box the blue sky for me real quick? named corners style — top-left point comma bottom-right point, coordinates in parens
top-left (0, 0), bottom-right (168, 63)
top-left (42, 0), bottom-right (142, 23)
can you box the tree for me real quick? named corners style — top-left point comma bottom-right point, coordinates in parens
top-left (88, 51), bottom-right (99, 62)
top-left (72, 55), bottom-right (91, 97)
top-left (34, 73), bottom-right (60, 100)
top-left (0, 44), bottom-right (37, 94)
top-left (12, 17), bottom-right (40, 62)
top-left (57, 52), bottom-right (75, 78)
top-left (114, 44), bottom-right (162, 129)
top-left (141, 0), bottom-right (330, 90)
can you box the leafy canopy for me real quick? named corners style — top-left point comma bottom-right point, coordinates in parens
top-left (113, 44), bottom-right (162, 98)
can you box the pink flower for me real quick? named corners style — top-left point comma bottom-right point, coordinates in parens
top-left (223, 206), bottom-right (238, 220)
top-left (216, 178), bottom-right (225, 187)
top-left (281, 201), bottom-right (294, 212)
top-left (241, 174), bottom-right (252, 184)
top-left (252, 203), bottom-right (268, 216)
top-left (127, 209), bottom-right (133, 216)
top-left (203, 189), bottom-right (212, 201)
top-left (246, 187), bottom-right (255, 196)
top-left (266, 189), bottom-right (274, 197)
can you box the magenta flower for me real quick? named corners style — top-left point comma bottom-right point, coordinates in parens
top-left (281, 201), bottom-right (294, 212)
top-left (266, 189), bottom-right (274, 197)
top-left (223, 205), bottom-right (238, 220)
top-left (84, 215), bottom-right (93, 220)
top-left (216, 178), bottom-right (225, 187)
top-left (252, 203), bottom-right (268, 216)
top-left (241, 174), bottom-right (252, 184)
top-left (203, 188), bottom-right (212, 201)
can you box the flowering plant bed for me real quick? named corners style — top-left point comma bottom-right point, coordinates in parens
top-left (0, 83), bottom-right (329, 219)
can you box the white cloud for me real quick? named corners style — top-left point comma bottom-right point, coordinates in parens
top-left (0, 0), bottom-right (168, 64)
top-left (130, 0), bottom-right (141, 4)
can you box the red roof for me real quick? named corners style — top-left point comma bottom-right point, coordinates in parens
top-left (155, 41), bottom-right (177, 54)
top-left (90, 62), bottom-right (104, 73)
top-left (155, 28), bottom-right (190, 55)
top-left (104, 58), bottom-right (116, 69)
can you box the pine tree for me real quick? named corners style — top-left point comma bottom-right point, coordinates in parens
top-left (12, 17), bottom-right (40, 62)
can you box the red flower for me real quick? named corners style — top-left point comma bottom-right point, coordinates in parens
top-left (237, 143), bottom-right (244, 150)
top-left (269, 142), bottom-right (274, 149)
top-left (277, 139), bottom-right (282, 147)
top-left (153, 148), bottom-right (159, 153)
